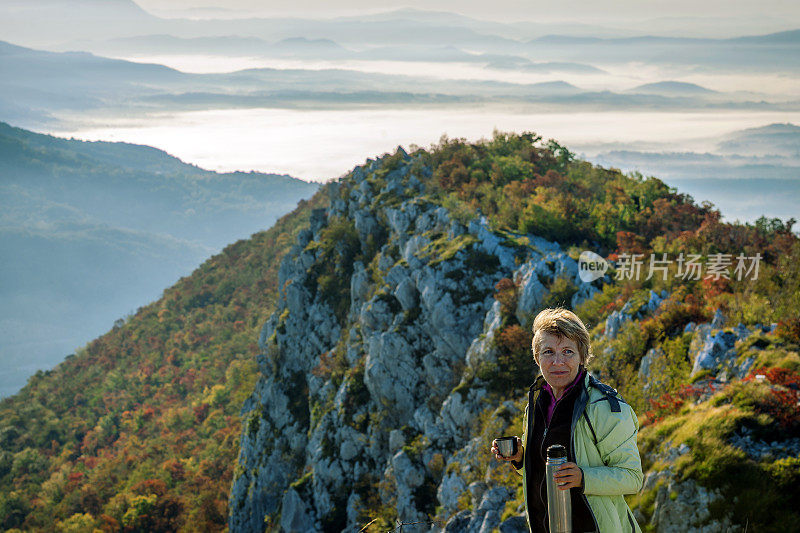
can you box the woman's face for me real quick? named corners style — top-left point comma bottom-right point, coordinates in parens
top-left (537, 332), bottom-right (581, 394)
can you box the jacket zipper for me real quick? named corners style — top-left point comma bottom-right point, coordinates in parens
top-left (541, 377), bottom-right (601, 533)
top-left (538, 395), bottom-right (555, 532)
top-left (569, 387), bottom-right (600, 532)
top-left (529, 378), bottom-right (601, 533)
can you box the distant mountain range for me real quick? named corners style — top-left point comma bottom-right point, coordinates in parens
top-left (592, 122), bottom-right (800, 169)
top-left (0, 121), bottom-right (318, 397)
top-left (2, 37), bottom-right (796, 228)
top-left (716, 122), bottom-right (800, 156)
top-left (586, 123), bottom-right (800, 223)
top-left (532, 29), bottom-right (800, 45)
top-left (1, 0), bottom-right (798, 72)
top-left (626, 81), bottom-right (718, 95)
top-left (2, 39), bottom-right (794, 131)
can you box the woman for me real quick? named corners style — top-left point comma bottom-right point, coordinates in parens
top-left (491, 308), bottom-right (643, 533)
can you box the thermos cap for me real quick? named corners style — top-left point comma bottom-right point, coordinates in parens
top-left (546, 444), bottom-right (567, 459)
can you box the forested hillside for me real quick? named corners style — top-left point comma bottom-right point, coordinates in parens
top-left (0, 121), bottom-right (318, 398)
top-left (1, 131), bottom-right (797, 532)
top-left (0, 191), bottom-right (327, 530)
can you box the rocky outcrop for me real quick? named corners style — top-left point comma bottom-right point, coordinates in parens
top-left (228, 150), bottom-right (609, 532)
top-left (631, 303), bottom-right (776, 387)
top-left (634, 440), bottom-right (742, 533)
top-left (643, 469), bottom-right (740, 533)
top-left (441, 484), bottom-right (513, 532)
top-left (605, 290), bottom-right (668, 340)
top-left (728, 426), bottom-right (800, 461)
top-left (689, 315), bottom-right (776, 379)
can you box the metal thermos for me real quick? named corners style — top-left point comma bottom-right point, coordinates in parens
top-left (546, 444), bottom-right (572, 533)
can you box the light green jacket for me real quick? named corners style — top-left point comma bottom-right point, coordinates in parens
top-left (515, 372), bottom-right (643, 533)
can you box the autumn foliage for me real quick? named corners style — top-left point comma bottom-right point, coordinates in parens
top-left (744, 367), bottom-right (800, 430)
top-left (0, 193), bottom-right (328, 531)
top-left (1, 132), bottom-right (797, 531)
top-left (644, 382), bottom-right (723, 424)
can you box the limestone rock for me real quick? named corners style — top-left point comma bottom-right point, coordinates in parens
top-left (280, 489), bottom-right (317, 533)
top-left (689, 321), bottom-right (758, 379)
top-left (513, 261), bottom-right (547, 327)
top-left (478, 510), bottom-right (500, 533)
top-left (604, 309), bottom-right (631, 339)
top-left (350, 261), bottom-right (370, 313)
top-left (650, 473), bottom-right (740, 533)
top-left (437, 472), bottom-right (467, 515)
top-left (439, 485), bottom-right (512, 533)
top-left (478, 486), bottom-right (512, 512)
top-left (393, 450), bottom-right (425, 489)
top-left (711, 308), bottom-right (726, 329)
top-left (394, 277), bottom-right (419, 311)
top-left (389, 429), bottom-right (405, 454)
top-left (729, 425), bottom-right (800, 461)
top-left (438, 385), bottom-right (487, 445)
top-left (571, 279), bottom-right (599, 309)
top-left (444, 510), bottom-right (473, 532)
top-left (364, 331), bottom-right (421, 422)
top-left (468, 481), bottom-right (488, 510)
top-left (646, 289), bottom-right (666, 313)
top-left (465, 301), bottom-right (502, 370)
top-left (498, 515), bottom-right (528, 533)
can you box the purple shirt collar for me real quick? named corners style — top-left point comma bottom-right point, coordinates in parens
top-left (542, 367), bottom-right (586, 426)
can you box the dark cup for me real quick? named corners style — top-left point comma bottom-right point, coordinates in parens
top-left (496, 436), bottom-right (518, 458)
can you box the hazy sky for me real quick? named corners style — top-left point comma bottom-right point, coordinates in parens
top-left (135, 0), bottom-right (800, 26)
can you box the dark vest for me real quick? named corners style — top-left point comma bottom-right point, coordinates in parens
top-left (524, 373), bottom-right (599, 533)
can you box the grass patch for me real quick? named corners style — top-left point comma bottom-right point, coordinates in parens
top-left (422, 233), bottom-right (478, 265)
top-left (639, 392), bottom-right (800, 531)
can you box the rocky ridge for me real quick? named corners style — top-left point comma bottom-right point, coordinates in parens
top-left (227, 149), bottom-right (604, 532)
top-left (227, 148), bottom-right (794, 532)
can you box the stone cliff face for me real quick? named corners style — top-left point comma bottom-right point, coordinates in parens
top-left (227, 149), bottom-right (602, 532)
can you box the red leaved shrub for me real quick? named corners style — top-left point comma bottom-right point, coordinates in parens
top-left (644, 382), bottom-right (723, 424)
top-left (745, 367), bottom-right (800, 430)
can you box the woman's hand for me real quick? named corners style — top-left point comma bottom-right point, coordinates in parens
top-left (491, 437), bottom-right (524, 464)
top-left (554, 462), bottom-right (583, 490)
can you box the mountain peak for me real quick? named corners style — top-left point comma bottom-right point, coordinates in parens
top-left (726, 122), bottom-right (800, 135)
top-left (716, 122), bottom-right (800, 156)
top-left (729, 28), bottom-right (800, 44)
top-left (629, 81), bottom-right (717, 95)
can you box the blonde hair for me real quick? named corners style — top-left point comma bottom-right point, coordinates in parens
top-left (531, 307), bottom-right (593, 366)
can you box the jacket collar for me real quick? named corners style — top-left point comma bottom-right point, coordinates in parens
top-left (530, 374), bottom-right (547, 392)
